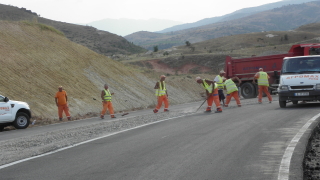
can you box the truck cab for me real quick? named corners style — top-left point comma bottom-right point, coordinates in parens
top-left (278, 55), bottom-right (320, 107)
top-left (0, 95), bottom-right (31, 131)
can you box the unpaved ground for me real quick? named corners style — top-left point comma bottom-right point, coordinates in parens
top-left (304, 125), bottom-right (320, 180)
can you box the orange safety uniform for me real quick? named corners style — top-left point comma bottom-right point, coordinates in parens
top-left (55, 90), bottom-right (71, 120)
top-left (154, 81), bottom-right (169, 112)
top-left (156, 96), bottom-right (169, 110)
top-left (202, 80), bottom-right (222, 112)
top-left (101, 89), bottom-right (115, 118)
top-left (254, 72), bottom-right (272, 103)
top-left (224, 79), bottom-right (241, 106)
top-left (207, 88), bottom-right (222, 112)
top-left (225, 91), bottom-right (241, 106)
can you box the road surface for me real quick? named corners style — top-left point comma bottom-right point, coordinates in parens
top-left (0, 97), bottom-right (319, 180)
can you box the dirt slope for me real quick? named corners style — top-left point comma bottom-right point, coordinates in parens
top-left (0, 21), bottom-right (204, 122)
top-left (0, 4), bottom-right (146, 56)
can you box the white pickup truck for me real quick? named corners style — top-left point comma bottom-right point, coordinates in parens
top-left (278, 55), bottom-right (320, 107)
top-left (0, 95), bottom-right (31, 131)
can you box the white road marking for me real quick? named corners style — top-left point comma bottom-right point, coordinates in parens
top-left (278, 112), bottom-right (320, 180)
top-left (0, 114), bottom-right (189, 170)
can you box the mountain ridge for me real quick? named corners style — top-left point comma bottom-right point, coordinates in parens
top-left (125, 1), bottom-right (320, 50)
top-left (156, 0), bottom-right (314, 33)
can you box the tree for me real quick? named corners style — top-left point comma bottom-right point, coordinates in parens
top-left (185, 41), bottom-right (191, 46)
top-left (153, 45), bottom-right (158, 52)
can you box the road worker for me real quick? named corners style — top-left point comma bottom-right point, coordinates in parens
top-left (213, 70), bottom-right (226, 106)
top-left (100, 84), bottom-right (116, 119)
top-left (223, 77), bottom-right (242, 107)
top-left (153, 75), bottom-right (169, 113)
top-left (55, 86), bottom-right (71, 121)
top-left (196, 77), bottom-right (222, 113)
top-left (253, 68), bottom-right (272, 103)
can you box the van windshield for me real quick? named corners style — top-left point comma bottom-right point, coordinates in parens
top-left (282, 57), bottom-right (320, 74)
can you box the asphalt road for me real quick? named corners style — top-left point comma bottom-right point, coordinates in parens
top-left (1, 97), bottom-right (320, 180)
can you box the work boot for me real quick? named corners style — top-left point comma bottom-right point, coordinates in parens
top-left (215, 108), bottom-right (222, 113)
top-left (111, 115), bottom-right (116, 118)
top-left (238, 105), bottom-right (242, 107)
top-left (224, 105), bottom-right (228, 107)
top-left (153, 109), bottom-right (158, 113)
top-left (67, 117), bottom-right (71, 121)
top-left (59, 118), bottom-right (63, 121)
top-left (164, 109), bottom-right (169, 112)
top-left (100, 115), bottom-right (104, 119)
top-left (258, 102), bottom-right (262, 104)
top-left (205, 107), bottom-right (212, 112)
top-left (269, 101), bottom-right (272, 103)
top-left (204, 110), bottom-right (212, 113)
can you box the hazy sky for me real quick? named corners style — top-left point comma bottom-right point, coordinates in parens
top-left (1, 0), bottom-right (282, 24)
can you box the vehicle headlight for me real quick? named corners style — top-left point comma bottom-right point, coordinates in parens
top-left (279, 85), bottom-right (289, 91)
top-left (316, 84), bottom-right (320, 90)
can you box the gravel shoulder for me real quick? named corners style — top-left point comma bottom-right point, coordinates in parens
top-left (303, 123), bottom-right (320, 180)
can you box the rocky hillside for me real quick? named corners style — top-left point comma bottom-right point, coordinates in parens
top-left (125, 1), bottom-right (320, 50)
top-left (0, 4), bottom-right (146, 56)
top-left (0, 21), bottom-right (204, 121)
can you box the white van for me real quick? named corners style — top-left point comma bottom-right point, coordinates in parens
top-left (0, 95), bottom-right (31, 131)
top-left (278, 55), bottom-right (320, 107)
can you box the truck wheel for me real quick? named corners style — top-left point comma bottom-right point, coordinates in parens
top-left (13, 112), bottom-right (30, 129)
top-left (292, 100), bottom-right (298, 104)
top-left (241, 83), bottom-right (256, 99)
top-left (0, 126), bottom-right (4, 132)
top-left (279, 101), bottom-right (286, 108)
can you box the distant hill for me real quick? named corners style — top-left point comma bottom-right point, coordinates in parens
top-left (156, 0), bottom-right (314, 33)
top-left (120, 22), bottom-right (320, 75)
top-left (0, 4), bottom-right (146, 56)
top-left (125, 1), bottom-right (320, 50)
top-left (0, 21), bottom-right (203, 121)
top-left (85, 18), bottom-right (183, 36)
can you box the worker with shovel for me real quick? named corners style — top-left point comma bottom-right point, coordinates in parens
top-left (223, 77), bottom-right (242, 107)
top-left (196, 77), bottom-right (222, 113)
top-left (100, 83), bottom-right (116, 119)
top-left (153, 75), bottom-right (169, 113)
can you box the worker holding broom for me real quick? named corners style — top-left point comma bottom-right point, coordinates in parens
top-left (223, 77), bottom-right (242, 107)
top-left (100, 83), bottom-right (116, 119)
top-left (196, 77), bottom-right (222, 113)
top-left (153, 75), bottom-right (169, 113)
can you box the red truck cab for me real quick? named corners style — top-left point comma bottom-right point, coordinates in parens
top-left (224, 44), bottom-right (320, 99)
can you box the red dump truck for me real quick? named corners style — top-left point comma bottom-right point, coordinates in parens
top-left (224, 43), bottom-right (320, 99)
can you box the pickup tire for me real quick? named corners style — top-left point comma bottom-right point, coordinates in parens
top-left (13, 112), bottom-right (30, 129)
top-left (292, 100), bottom-right (298, 104)
top-left (241, 82), bottom-right (257, 99)
top-left (0, 126), bottom-right (4, 131)
top-left (279, 101), bottom-right (287, 108)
